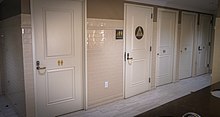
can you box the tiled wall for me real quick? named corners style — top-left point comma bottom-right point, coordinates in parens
top-left (0, 15), bottom-right (26, 117)
top-left (151, 22), bottom-right (158, 89)
top-left (21, 14), bottom-right (35, 117)
top-left (87, 19), bottom-right (124, 107)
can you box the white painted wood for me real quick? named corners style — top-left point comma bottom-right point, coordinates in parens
top-left (124, 4), bottom-right (153, 98)
top-left (156, 9), bottom-right (178, 86)
top-left (83, 0), bottom-right (88, 110)
top-left (196, 14), bottom-right (212, 76)
top-left (32, 0), bottom-right (83, 116)
top-left (179, 12), bottom-right (197, 79)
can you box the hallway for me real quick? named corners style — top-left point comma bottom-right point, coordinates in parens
top-left (0, 74), bottom-right (211, 117)
top-left (62, 74), bottom-right (211, 117)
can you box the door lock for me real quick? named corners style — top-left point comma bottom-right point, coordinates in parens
top-left (127, 53), bottom-right (133, 60)
top-left (198, 46), bottom-right (202, 51)
top-left (36, 61), bottom-right (46, 70)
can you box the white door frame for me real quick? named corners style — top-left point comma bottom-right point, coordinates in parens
top-left (156, 8), bottom-right (179, 86)
top-left (31, 0), bottom-right (88, 116)
top-left (123, 3), bottom-right (153, 98)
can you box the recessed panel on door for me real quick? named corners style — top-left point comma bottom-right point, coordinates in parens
top-left (47, 68), bottom-right (75, 105)
top-left (156, 9), bottom-right (178, 86)
top-left (125, 4), bottom-right (153, 98)
top-left (44, 10), bottom-right (73, 57)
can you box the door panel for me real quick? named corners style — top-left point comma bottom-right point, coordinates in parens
top-left (33, 0), bottom-right (83, 116)
top-left (196, 14), bottom-right (212, 75)
top-left (179, 12), bottom-right (196, 79)
top-left (44, 10), bottom-right (73, 57)
top-left (125, 4), bottom-right (153, 98)
top-left (47, 68), bottom-right (75, 105)
top-left (156, 9), bottom-right (178, 86)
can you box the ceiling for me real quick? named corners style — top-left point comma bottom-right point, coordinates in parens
top-left (0, 0), bottom-right (218, 14)
top-left (127, 0), bottom-right (219, 14)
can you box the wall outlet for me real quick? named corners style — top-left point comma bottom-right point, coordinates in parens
top-left (104, 81), bottom-right (109, 88)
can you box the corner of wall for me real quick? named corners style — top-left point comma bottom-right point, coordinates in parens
top-left (21, 13), bottom-right (36, 117)
top-left (212, 18), bottom-right (220, 84)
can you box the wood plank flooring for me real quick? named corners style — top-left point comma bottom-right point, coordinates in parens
top-left (62, 74), bottom-right (211, 117)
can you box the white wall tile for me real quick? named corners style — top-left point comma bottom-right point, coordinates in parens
top-left (87, 18), bottom-right (124, 108)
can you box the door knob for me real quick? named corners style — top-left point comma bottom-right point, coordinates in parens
top-left (36, 61), bottom-right (46, 70)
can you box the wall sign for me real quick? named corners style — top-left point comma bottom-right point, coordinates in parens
top-left (135, 26), bottom-right (144, 40)
top-left (116, 29), bottom-right (123, 39)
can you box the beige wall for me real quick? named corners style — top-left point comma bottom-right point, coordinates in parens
top-left (0, 15), bottom-right (26, 117)
top-left (87, 19), bottom-right (124, 108)
top-left (87, 0), bottom-right (124, 20)
top-left (212, 1), bottom-right (220, 84)
top-left (212, 18), bottom-right (220, 84)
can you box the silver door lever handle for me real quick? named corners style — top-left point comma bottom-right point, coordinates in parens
top-left (36, 61), bottom-right (46, 70)
top-left (37, 66), bottom-right (46, 70)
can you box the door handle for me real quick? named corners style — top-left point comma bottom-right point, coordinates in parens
top-left (37, 66), bottom-right (46, 70)
top-left (36, 61), bottom-right (46, 70)
top-left (127, 53), bottom-right (133, 60)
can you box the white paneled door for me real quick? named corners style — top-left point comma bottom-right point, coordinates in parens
top-left (179, 12), bottom-right (197, 79)
top-left (33, 0), bottom-right (83, 116)
top-left (125, 4), bottom-right (153, 98)
top-left (196, 14), bottom-right (212, 75)
top-left (156, 9), bottom-right (178, 86)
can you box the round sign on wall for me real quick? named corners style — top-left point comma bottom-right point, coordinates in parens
top-left (135, 26), bottom-right (144, 40)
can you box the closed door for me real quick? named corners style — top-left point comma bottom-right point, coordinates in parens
top-left (156, 9), bottom-right (178, 86)
top-left (125, 4), bottom-right (153, 98)
top-left (179, 12), bottom-right (197, 79)
top-left (33, 0), bottom-right (83, 116)
top-left (196, 14), bottom-right (212, 75)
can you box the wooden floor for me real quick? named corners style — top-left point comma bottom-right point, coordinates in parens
top-left (62, 74), bottom-right (211, 117)
top-left (0, 74), bottom-right (211, 117)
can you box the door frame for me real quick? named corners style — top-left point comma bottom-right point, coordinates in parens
top-left (156, 8), bottom-right (179, 86)
top-left (123, 3), bottom-right (153, 98)
top-left (179, 11), bottom-right (198, 79)
top-left (31, 0), bottom-right (88, 116)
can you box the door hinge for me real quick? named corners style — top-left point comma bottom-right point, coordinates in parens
top-left (210, 19), bottom-right (213, 24)
top-left (151, 13), bottom-right (153, 19)
top-left (207, 64), bottom-right (210, 68)
top-left (124, 52), bottom-right (126, 61)
top-left (150, 46), bottom-right (152, 52)
top-left (149, 77), bottom-right (151, 83)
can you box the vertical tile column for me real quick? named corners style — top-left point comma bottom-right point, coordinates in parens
top-left (21, 14), bottom-right (35, 117)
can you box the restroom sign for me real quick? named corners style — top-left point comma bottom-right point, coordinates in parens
top-left (135, 26), bottom-right (144, 40)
